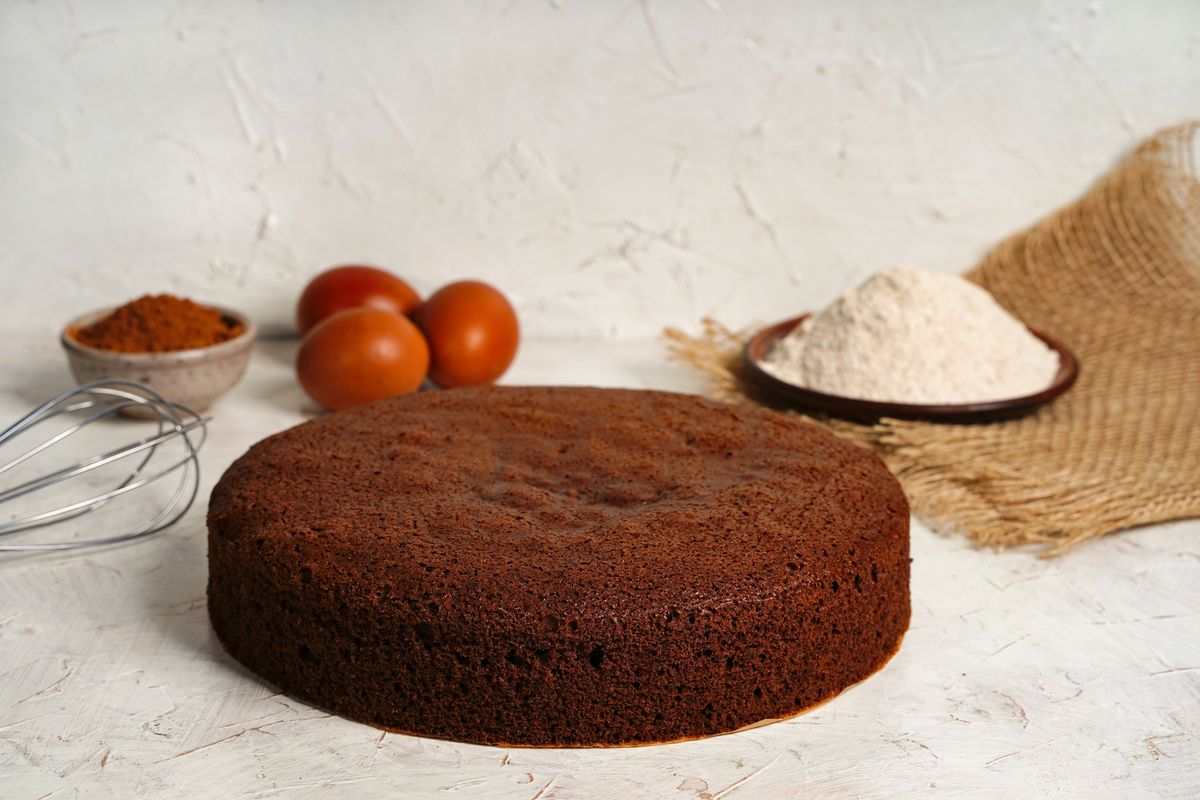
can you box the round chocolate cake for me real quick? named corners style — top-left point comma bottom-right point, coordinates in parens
top-left (208, 387), bottom-right (909, 746)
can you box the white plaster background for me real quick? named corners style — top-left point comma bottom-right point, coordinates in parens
top-left (1, 0), bottom-right (1198, 340)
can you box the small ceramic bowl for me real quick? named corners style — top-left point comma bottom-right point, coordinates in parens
top-left (61, 304), bottom-right (257, 414)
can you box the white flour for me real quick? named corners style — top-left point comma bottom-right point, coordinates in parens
top-left (763, 267), bottom-right (1060, 404)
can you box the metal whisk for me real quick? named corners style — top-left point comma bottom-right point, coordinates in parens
top-left (0, 380), bottom-right (207, 552)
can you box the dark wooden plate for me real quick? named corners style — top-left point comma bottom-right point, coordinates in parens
top-left (743, 314), bottom-right (1080, 422)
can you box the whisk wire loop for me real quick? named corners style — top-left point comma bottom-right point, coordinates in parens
top-left (0, 380), bottom-right (208, 553)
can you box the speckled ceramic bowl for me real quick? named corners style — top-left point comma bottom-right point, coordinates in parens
top-left (61, 304), bottom-right (256, 414)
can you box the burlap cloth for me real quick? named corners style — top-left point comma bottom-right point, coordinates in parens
top-left (665, 122), bottom-right (1200, 556)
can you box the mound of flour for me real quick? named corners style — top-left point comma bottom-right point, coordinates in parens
top-left (763, 267), bottom-right (1060, 404)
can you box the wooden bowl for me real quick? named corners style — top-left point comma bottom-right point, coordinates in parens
top-left (743, 314), bottom-right (1079, 423)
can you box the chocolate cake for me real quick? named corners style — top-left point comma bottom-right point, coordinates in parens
top-left (207, 387), bottom-right (909, 746)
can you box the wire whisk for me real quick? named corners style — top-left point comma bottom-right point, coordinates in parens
top-left (0, 380), bottom-right (207, 552)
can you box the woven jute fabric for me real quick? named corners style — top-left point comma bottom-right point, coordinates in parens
top-left (665, 122), bottom-right (1200, 555)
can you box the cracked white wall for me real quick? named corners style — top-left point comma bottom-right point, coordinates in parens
top-left (1, 0), bottom-right (1197, 338)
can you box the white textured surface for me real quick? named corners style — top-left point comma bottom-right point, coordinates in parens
top-left (1, 336), bottom-right (1199, 799)
top-left (1, 0), bottom-right (1199, 339)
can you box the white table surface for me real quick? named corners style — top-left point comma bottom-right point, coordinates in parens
top-left (1, 336), bottom-right (1197, 800)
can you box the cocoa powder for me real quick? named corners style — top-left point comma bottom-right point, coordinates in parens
top-left (74, 294), bottom-right (243, 353)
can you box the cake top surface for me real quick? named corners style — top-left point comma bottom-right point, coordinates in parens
top-left (209, 386), bottom-right (906, 618)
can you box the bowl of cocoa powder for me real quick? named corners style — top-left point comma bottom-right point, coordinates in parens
top-left (61, 295), bottom-right (256, 413)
